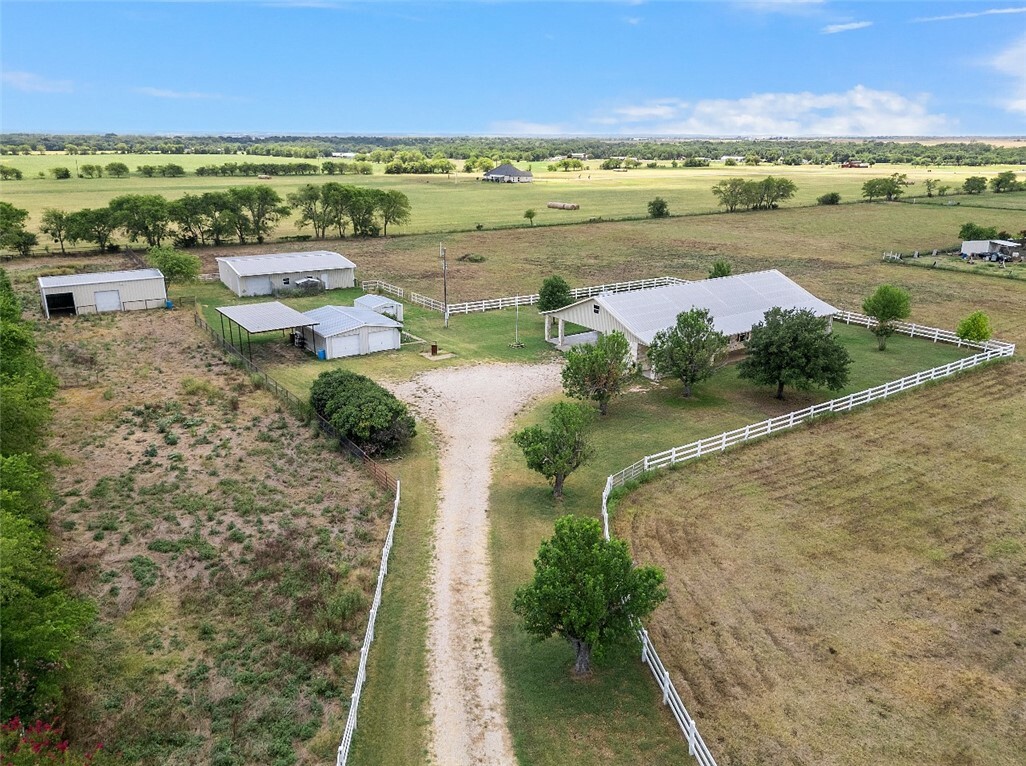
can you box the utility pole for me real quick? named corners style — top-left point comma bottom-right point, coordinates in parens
top-left (440, 242), bottom-right (449, 329)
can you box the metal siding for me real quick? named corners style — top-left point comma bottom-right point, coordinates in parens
top-left (48, 277), bottom-right (166, 314)
top-left (367, 328), bottom-right (400, 353)
top-left (556, 300), bottom-right (636, 340)
top-left (327, 334), bottom-right (361, 358)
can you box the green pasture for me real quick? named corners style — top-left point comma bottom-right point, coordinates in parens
top-left (3, 153), bottom-right (1024, 238)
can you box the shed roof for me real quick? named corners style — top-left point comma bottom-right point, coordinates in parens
top-left (216, 302), bottom-right (318, 333)
top-left (304, 305), bottom-right (402, 337)
top-left (544, 270), bottom-right (837, 343)
top-left (354, 294), bottom-right (401, 309)
top-left (38, 268), bottom-right (165, 289)
top-left (483, 163), bottom-right (533, 178)
top-left (216, 251), bottom-right (356, 277)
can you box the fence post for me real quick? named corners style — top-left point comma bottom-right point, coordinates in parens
top-left (663, 670), bottom-right (671, 705)
top-left (641, 630), bottom-right (649, 663)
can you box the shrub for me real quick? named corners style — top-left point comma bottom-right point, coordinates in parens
top-left (309, 369), bottom-right (415, 456)
top-left (647, 197), bottom-right (670, 218)
top-left (538, 275), bottom-right (573, 311)
top-left (956, 311), bottom-right (992, 342)
top-left (817, 192), bottom-right (841, 205)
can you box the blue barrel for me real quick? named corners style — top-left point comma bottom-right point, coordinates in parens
top-left (165, 299), bottom-right (174, 309)
top-left (317, 349), bottom-right (326, 360)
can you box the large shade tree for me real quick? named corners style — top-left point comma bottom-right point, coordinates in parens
top-left (648, 308), bottom-right (729, 397)
top-left (737, 307), bottom-right (852, 399)
top-left (513, 515), bottom-right (667, 675)
top-left (512, 402), bottom-right (593, 499)
top-left (561, 331), bottom-right (635, 415)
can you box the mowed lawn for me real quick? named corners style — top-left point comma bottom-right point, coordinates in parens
top-left (615, 359), bottom-right (1026, 766)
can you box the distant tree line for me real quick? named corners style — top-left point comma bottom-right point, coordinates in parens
top-left (2, 133), bottom-right (1024, 165)
top-left (0, 185), bottom-right (412, 255)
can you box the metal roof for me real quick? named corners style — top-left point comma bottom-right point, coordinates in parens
top-left (354, 294), bottom-right (400, 309)
top-left (38, 268), bottom-right (165, 289)
top-left (216, 251), bottom-right (356, 277)
top-left (546, 270), bottom-right (838, 344)
top-left (216, 302), bottom-right (318, 333)
top-left (483, 163), bottom-right (533, 178)
top-left (304, 305), bottom-right (402, 337)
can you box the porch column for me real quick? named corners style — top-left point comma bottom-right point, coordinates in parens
top-left (558, 318), bottom-right (565, 346)
top-left (544, 314), bottom-right (552, 341)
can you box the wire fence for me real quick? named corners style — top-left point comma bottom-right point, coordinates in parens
top-left (598, 314), bottom-right (1015, 765)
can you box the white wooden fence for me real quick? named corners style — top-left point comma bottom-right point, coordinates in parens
top-left (361, 276), bottom-right (689, 316)
top-left (598, 315), bottom-right (1014, 766)
top-left (337, 480), bottom-right (402, 766)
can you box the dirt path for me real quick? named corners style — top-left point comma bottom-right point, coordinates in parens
top-left (393, 362), bottom-right (562, 766)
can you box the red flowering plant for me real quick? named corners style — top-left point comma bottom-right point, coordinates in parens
top-left (0, 718), bottom-right (103, 765)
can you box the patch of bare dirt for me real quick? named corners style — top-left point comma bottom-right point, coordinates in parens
top-left (392, 362), bottom-right (562, 766)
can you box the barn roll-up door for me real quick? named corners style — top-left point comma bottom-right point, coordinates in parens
top-left (94, 290), bottom-right (122, 312)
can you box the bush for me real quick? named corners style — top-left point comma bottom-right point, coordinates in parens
top-left (310, 369), bottom-right (415, 456)
top-left (647, 197), bottom-right (670, 218)
top-left (538, 275), bottom-right (573, 311)
top-left (817, 192), bottom-right (841, 205)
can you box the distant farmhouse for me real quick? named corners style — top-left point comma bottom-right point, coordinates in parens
top-left (482, 164), bottom-right (533, 183)
top-left (541, 270), bottom-right (837, 378)
top-left (217, 251), bottom-right (356, 297)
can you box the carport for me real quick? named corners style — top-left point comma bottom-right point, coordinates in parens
top-left (215, 302), bottom-right (319, 358)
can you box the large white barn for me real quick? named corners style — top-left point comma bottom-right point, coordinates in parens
top-left (37, 269), bottom-right (168, 319)
top-left (301, 305), bottom-right (402, 359)
top-left (541, 269), bottom-right (838, 377)
top-left (216, 251), bottom-right (356, 297)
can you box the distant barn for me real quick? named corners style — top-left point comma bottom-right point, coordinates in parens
top-left (216, 251), bottom-right (356, 297)
top-left (482, 164), bottom-right (533, 183)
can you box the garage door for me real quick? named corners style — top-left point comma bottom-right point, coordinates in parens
top-left (367, 328), bottom-right (398, 353)
top-left (327, 334), bottom-right (362, 359)
top-left (94, 290), bottom-right (122, 312)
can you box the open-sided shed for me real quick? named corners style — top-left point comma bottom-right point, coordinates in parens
top-left (38, 269), bottom-right (167, 319)
top-left (216, 251), bottom-right (356, 297)
top-left (541, 269), bottom-right (838, 377)
top-left (215, 302), bottom-right (319, 358)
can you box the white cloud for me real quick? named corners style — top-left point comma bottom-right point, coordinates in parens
top-left (2, 70), bottom-right (73, 94)
top-left (822, 20), bottom-right (872, 34)
top-left (624, 16), bottom-right (641, 25)
top-left (134, 86), bottom-right (224, 100)
top-left (986, 34), bottom-right (1026, 115)
top-left (589, 86), bottom-right (952, 136)
top-left (735, 0), bottom-right (824, 14)
top-left (914, 6), bottom-right (1026, 22)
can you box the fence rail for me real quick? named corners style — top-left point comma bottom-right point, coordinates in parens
top-left (361, 276), bottom-right (690, 316)
top-left (337, 480), bottom-right (401, 766)
top-left (599, 315), bottom-right (1015, 766)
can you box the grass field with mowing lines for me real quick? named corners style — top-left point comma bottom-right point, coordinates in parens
top-left (615, 359), bottom-right (1025, 766)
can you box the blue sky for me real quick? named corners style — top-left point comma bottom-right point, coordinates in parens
top-left (2, 1), bottom-right (1024, 136)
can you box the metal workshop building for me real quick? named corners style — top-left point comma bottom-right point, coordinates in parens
top-left (301, 305), bottom-right (402, 359)
top-left (216, 251), bottom-right (356, 297)
top-left (37, 269), bottom-right (168, 319)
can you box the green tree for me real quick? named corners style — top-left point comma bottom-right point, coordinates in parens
top-left (0, 166), bottom-right (23, 180)
top-left (310, 369), bottom-right (415, 455)
top-left (66, 207), bottom-right (117, 252)
top-left (862, 173), bottom-right (911, 201)
top-left (708, 260), bottom-right (732, 279)
top-left (79, 163), bottom-right (103, 178)
top-left (989, 171), bottom-right (1019, 193)
top-left (49, 167), bottom-right (71, 179)
top-left (711, 177), bottom-right (748, 211)
top-left (924, 179), bottom-right (937, 197)
top-left (512, 515), bottom-right (667, 675)
top-left (39, 209), bottom-right (73, 254)
top-left (104, 161), bottom-right (130, 178)
top-left (962, 176), bottom-right (987, 194)
top-left (956, 311), bottom-right (992, 342)
top-left (648, 308), bottom-right (729, 397)
top-left (561, 331), bottom-right (635, 415)
top-left (862, 285), bottom-right (911, 351)
top-left (523, 208), bottom-right (537, 226)
top-left (228, 185), bottom-right (289, 243)
top-left (647, 197), bottom-right (669, 218)
top-left (146, 245), bottom-right (200, 288)
top-left (958, 222), bottom-right (999, 241)
top-left (737, 307), bottom-right (852, 399)
top-left (0, 202), bottom-right (29, 244)
top-left (109, 194), bottom-right (172, 247)
top-left (512, 402), bottom-right (593, 499)
top-left (817, 191), bottom-right (841, 205)
top-left (538, 275), bottom-right (573, 311)
top-left (377, 189), bottom-right (412, 236)
top-left (288, 184), bottom-right (333, 239)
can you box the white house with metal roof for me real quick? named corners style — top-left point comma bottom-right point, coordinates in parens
top-left (300, 305), bottom-right (402, 359)
top-left (354, 293), bottom-right (404, 322)
top-left (37, 269), bottom-right (168, 319)
top-left (216, 251), bottom-right (356, 297)
top-left (482, 163), bottom-right (533, 183)
top-left (541, 269), bottom-right (838, 377)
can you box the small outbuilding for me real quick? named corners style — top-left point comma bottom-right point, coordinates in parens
top-left (354, 293), bottom-right (404, 322)
top-left (482, 164), bottom-right (533, 183)
top-left (541, 269), bottom-right (838, 378)
top-left (301, 305), bottom-right (402, 359)
top-left (38, 268), bottom-right (167, 319)
top-left (960, 239), bottom-right (1021, 261)
top-left (216, 251), bottom-right (356, 297)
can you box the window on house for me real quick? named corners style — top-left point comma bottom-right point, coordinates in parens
top-left (283, 277), bottom-right (290, 285)
top-left (593, 305), bottom-right (600, 314)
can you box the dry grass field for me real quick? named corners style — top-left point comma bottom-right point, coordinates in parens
top-left (615, 360), bottom-right (1026, 766)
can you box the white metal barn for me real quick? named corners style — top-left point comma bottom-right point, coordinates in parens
top-left (960, 239), bottom-right (1020, 260)
top-left (353, 293), bottom-right (404, 322)
top-left (541, 269), bottom-right (838, 377)
top-left (301, 306), bottom-right (402, 359)
top-left (37, 269), bottom-right (167, 319)
top-left (216, 251), bottom-right (356, 297)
